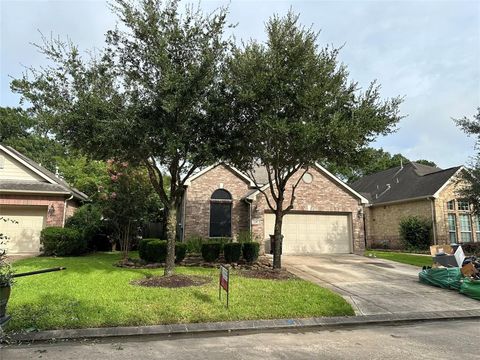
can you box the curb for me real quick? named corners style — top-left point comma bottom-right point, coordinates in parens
top-left (7, 309), bottom-right (480, 342)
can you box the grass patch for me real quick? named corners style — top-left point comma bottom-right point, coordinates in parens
top-left (365, 250), bottom-right (433, 267)
top-left (6, 252), bottom-right (353, 332)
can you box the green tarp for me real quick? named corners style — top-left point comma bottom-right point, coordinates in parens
top-left (460, 278), bottom-right (480, 300)
top-left (418, 267), bottom-right (462, 291)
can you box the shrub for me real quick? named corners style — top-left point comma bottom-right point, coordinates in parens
top-left (175, 243), bottom-right (187, 263)
top-left (242, 242), bottom-right (259, 263)
top-left (138, 238), bottom-right (158, 260)
top-left (201, 242), bottom-right (222, 262)
top-left (65, 204), bottom-right (103, 251)
top-left (185, 236), bottom-right (204, 254)
top-left (237, 231), bottom-right (254, 243)
top-left (224, 243), bottom-right (242, 263)
top-left (144, 240), bottom-right (167, 263)
top-left (40, 227), bottom-right (86, 256)
top-left (399, 216), bottom-right (432, 251)
top-left (462, 242), bottom-right (480, 257)
top-left (209, 237), bottom-right (232, 251)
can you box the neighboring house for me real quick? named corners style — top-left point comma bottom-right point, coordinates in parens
top-left (180, 163), bottom-right (368, 255)
top-left (350, 161), bottom-right (474, 248)
top-left (0, 144), bottom-right (88, 254)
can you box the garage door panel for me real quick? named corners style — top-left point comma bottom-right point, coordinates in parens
top-left (0, 206), bottom-right (46, 254)
top-left (264, 213), bottom-right (352, 254)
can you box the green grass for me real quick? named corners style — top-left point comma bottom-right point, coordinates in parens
top-left (365, 250), bottom-right (433, 267)
top-left (6, 253), bottom-right (353, 332)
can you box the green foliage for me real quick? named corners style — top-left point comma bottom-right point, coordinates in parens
top-left (138, 238), bottom-right (157, 261)
top-left (201, 242), bottom-right (222, 262)
top-left (399, 216), bottom-right (432, 251)
top-left (461, 242), bottom-right (480, 257)
top-left (143, 240), bottom-right (168, 263)
top-left (0, 107), bottom-right (33, 143)
top-left (210, 237), bottom-right (232, 251)
top-left (185, 236), bottom-right (204, 254)
top-left (237, 231), bottom-right (255, 243)
top-left (175, 243), bottom-right (187, 263)
top-left (65, 204), bottom-right (104, 250)
top-left (365, 250), bottom-right (432, 267)
top-left (242, 242), bottom-right (260, 263)
top-left (223, 243), bottom-right (242, 263)
top-left (40, 227), bottom-right (86, 256)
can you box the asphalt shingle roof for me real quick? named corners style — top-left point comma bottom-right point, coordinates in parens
top-left (350, 162), bottom-right (461, 205)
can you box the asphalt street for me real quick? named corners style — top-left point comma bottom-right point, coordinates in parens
top-left (1, 319), bottom-right (479, 360)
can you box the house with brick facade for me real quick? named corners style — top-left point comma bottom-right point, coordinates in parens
top-left (350, 161), bottom-right (475, 249)
top-left (180, 163), bottom-right (368, 255)
top-left (0, 145), bottom-right (87, 254)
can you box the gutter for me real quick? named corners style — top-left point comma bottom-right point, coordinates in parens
top-left (368, 195), bottom-right (436, 207)
top-left (62, 194), bottom-right (74, 227)
top-left (0, 189), bottom-right (71, 196)
top-left (430, 198), bottom-right (438, 245)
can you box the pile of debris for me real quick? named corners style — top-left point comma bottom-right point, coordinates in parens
top-left (419, 244), bottom-right (480, 300)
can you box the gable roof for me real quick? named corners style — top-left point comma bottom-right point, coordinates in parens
top-left (243, 163), bottom-right (369, 204)
top-left (350, 162), bottom-right (462, 205)
top-left (184, 163), bottom-right (255, 187)
top-left (0, 144), bottom-right (88, 201)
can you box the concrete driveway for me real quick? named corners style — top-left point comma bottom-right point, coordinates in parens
top-left (283, 254), bottom-right (480, 315)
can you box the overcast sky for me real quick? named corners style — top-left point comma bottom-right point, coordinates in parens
top-left (1, 0), bottom-right (479, 168)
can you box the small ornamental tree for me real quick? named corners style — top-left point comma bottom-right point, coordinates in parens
top-left (97, 160), bottom-right (159, 259)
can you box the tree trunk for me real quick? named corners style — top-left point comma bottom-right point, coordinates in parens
top-left (273, 210), bottom-right (283, 270)
top-left (164, 206), bottom-right (177, 276)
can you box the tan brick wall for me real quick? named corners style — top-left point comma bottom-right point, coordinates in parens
top-left (365, 199), bottom-right (432, 249)
top-left (435, 176), bottom-right (479, 244)
top-left (251, 167), bottom-right (365, 254)
top-left (183, 164), bottom-right (251, 240)
top-left (0, 194), bottom-right (66, 227)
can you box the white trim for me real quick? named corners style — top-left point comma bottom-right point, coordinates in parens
top-left (184, 163), bottom-right (255, 187)
top-left (246, 163), bottom-right (369, 204)
top-left (0, 145), bottom-right (58, 184)
top-left (0, 189), bottom-right (71, 196)
top-left (432, 166), bottom-right (465, 198)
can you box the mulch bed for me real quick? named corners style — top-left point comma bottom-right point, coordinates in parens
top-left (131, 274), bottom-right (212, 288)
top-left (238, 269), bottom-right (297, 280)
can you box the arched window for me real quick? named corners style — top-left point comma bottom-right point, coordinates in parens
top-left (209, 189), bottom-right (232, 237)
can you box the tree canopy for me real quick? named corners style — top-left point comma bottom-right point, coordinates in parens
top-left (222, 12), bottom-right (403, 268)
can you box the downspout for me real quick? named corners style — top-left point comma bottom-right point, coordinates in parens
top-left (181, 188), bottom-right (187, 242)
top-left (62, 194), bottom-right (74, 227)
top-left (430, 197), bottom-right (437, 245)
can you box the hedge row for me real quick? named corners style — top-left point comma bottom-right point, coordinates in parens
top-left (138, 238), bottom-right (187, 263)
top-left (201, 241), bottom-right (259, 263)
top-left (40, 227), bottom-right (87, 256)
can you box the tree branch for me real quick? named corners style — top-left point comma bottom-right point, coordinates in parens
top-left (285, 166), bottom-right (309, 213)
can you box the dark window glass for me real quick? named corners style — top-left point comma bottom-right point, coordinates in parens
top-left (210, 203), bottom-right (231, 237)
top-left (211, 189), bottom-right (232, 200)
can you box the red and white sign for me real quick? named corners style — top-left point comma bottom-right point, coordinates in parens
top-left (220, 266), bottom-right (229, 291)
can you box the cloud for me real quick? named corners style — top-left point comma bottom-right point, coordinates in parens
top-left (1, 0), bottom-right (478, 168)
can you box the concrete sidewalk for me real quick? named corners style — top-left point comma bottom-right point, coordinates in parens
top-left (283, 254), bottom-right (480, 315)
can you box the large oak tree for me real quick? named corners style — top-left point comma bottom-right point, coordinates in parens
top-left (11, 0), bottom-right (232, 276)
top-left (223, 12), bottom-right (403, 269)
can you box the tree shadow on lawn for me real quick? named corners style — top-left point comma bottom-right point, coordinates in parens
top-left (6, 292), bottom-right (122, 333)
top-left (191, 290), bottom-right (215, 304)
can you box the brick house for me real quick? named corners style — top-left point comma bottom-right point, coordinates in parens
top-left (0, 145), bottom-right (88, 254)
top-left (350, 161), bottom-right (475, 248)
top-left (180, 163), bottom-right (368, 255)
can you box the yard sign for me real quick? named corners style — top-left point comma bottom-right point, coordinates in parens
top-left (219, 265), bottom-right (230, 308)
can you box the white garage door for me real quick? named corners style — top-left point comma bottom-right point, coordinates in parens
top-left (264, 213), bottom-right (352, 254)
top-left (0, 206), bottom-right (47, 254)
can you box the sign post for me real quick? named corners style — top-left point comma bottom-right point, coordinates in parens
top-left (219, 265), bottom-right (230, 308)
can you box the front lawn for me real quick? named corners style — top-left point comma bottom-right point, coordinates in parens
top-left (6, 253), bottom-right (353, 332)
top-left (365, 250), bottom-right (433, 267)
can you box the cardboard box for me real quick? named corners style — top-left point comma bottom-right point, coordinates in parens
top-left (461, 263), bottom-right (478, 277)
top-left (430, 245), bottom-right (453, 256)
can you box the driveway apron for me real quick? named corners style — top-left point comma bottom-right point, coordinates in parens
top-left (283, 254), bottom-right (480, 315)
